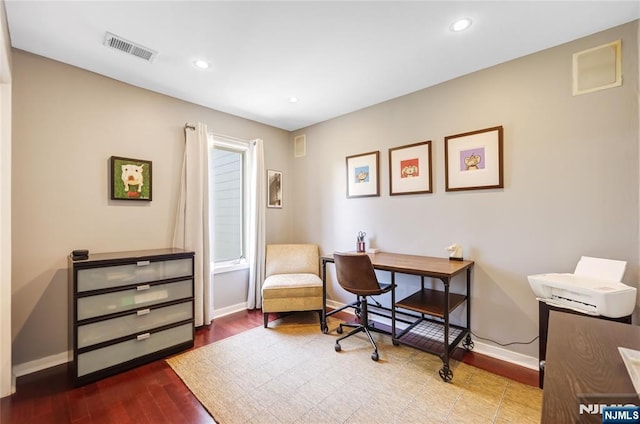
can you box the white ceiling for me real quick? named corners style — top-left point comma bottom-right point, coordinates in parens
top-left (5, 1), bottom-right (640, 131)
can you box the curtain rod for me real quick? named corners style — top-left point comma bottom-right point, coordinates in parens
top-left (184, 123), bottom-right (253, 145)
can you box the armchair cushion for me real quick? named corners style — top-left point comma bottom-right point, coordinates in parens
top-left (262, 273), bottom-right (323, 301)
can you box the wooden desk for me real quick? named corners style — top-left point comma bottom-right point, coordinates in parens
top-left (542, 311), bottom-right (640, 423)
top-left (321, 251), bottom-right (474, 381)
top-left (538, 301), bottom-right (632, 388)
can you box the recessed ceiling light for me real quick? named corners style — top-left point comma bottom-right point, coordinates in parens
top-left (450, 18), bottom-right (472, 32)
top-left (193, 59), bottom-right (210, 69)
top-left (289, 96), bottom-right (299, 103)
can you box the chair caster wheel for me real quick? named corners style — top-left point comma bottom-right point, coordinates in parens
top-left (371, 351), bottom-right (379, 361)
top-left (335, 343), bottom-right (341, 352)
top-left (336, 326), bottom-right (343, 334)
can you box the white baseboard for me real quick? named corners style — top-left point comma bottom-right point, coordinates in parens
top-left (326, 299), bottom-right (350, 312)
top-left (13, 350), bottom-right (71, 377)
top-left (471, 340), bottom-right (538, 370)
top-left (213, 302), bottom-right (248, 319)
top-left (326, 299), bottom-right (538, 371)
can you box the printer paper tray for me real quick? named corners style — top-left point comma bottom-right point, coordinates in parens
top-left (536, 297), bottom-right (599, 316)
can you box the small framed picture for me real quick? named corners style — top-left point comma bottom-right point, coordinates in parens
top-left (346, 151), bottom-right (380, 198)
top-left (110, 156), bottom-right (152, 201)
top-left (267, 169), bottom-right (283, 208)
top-left (389, 141), bottom-right (432, 195)
top-left (445, 126), bottom-right (503, 192)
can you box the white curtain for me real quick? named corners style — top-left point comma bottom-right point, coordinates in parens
top-left (173, 122), bottom-right (214, 326)
top-left (247, 138), bottom-right (266, 309)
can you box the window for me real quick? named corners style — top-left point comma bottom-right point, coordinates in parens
top-left (211, 138), bottom-right (248, 269)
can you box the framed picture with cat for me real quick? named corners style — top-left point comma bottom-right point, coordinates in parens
top-left (444, 126), bottom-right (503, 192)
top-left (389, 141), bottom-right (432, 196)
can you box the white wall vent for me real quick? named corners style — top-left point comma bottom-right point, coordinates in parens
top-left (103, 32), bottom-right (157, 62)
top-left (294, 135), bottom-right (306, 158)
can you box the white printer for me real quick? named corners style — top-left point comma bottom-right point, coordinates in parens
top-left (528, 256), bottom-right (637, 318)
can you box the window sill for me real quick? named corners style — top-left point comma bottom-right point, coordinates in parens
top-left (213, 260), bottom-right (249, 275)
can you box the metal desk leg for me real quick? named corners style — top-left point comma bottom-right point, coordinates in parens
top-left (462, 267), bottom-right (474, 351)
top-left (420, 276), bottom-right (425, 320)
top-left (391, 272), bottom-right (399, 345)
top-left (321, 259), bottom-right (328, 334)
top-left (439, 277), bottom-right (454, 382)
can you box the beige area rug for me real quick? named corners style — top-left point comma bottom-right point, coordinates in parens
top-left (167, 312), bottom-right (542, 424)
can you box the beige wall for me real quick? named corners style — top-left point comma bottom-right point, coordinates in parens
top-left (292, 21), bottom-right (639, 362)
top-left (11, 50), bottom-right (292, 367)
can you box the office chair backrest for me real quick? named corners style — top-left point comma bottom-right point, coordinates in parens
top-left (333, 252), bottom-right (383, 296)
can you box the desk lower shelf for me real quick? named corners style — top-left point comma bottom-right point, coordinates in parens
top-left (395, 288), bottom-right (467, 317)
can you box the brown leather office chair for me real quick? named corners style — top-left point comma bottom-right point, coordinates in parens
top-left (332, 252), bottom-right (395, 361)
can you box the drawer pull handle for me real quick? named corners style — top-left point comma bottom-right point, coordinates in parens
top-left (136, 284), bottom-right (150, 291)
top-left (137, 309), bottom-right (151, 316)
top-left (137, 260), bottom-right (150, 267)
top-left (137, 333), bottom-right (151, 341)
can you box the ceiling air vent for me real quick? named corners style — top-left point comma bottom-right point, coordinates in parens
top-left (103, 32), bottom-right (157, 62)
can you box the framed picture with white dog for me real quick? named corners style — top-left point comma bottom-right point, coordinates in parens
top-left (110, 156), bottom-right (152, 201)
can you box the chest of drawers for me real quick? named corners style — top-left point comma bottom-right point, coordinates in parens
top-left (68, 248), bottom-right (195, 385)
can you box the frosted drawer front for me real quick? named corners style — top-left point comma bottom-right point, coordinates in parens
top-left (77, 258), bottom-right (192, 292)
top-left (77, 301), bottom-right (193, 349)
top-left (77, 323), bottom-right (192, 377)
top-left (77, 279), bottom-right (192, 320)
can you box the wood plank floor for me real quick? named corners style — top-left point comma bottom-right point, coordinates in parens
top-left (1, 309), bottom-right (538, 423)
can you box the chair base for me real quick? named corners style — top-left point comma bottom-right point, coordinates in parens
top-left (334, 320), bottom-right (385, 361)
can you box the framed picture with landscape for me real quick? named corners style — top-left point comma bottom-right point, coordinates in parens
top-left (110, 156), bottom-right (152, 201)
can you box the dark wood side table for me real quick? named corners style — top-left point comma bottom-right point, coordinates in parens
top-left (538, 301), bottom-right (631, 388)
top-left (541, 311), bottom-right (640, 423)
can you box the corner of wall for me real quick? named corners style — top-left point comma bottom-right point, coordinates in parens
top-left (0, 0), bottom-right (12, 399)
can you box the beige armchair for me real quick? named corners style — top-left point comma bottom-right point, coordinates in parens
top-left (261, 244), bottom-right (324, 329)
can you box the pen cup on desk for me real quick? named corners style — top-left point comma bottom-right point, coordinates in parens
top-left (356, 231), bottom-right (366, 252)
